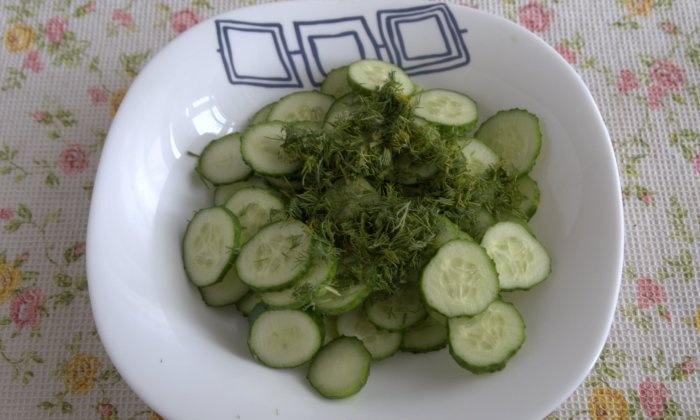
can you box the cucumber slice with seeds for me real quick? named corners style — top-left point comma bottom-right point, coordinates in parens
top-left (321, 66), bottom-right (352, 99)
top-left (267, 90), bottom-right (334, 123)
top-left (414, 89), bottom-right (478, 132)
top-left (314, 282), bottom-right (371, 315)
top-left (401, 315), bottom-right (448, 353)
top-left (460, 138), bottom-right (501, 176)
top-left (236, 292), bottom-right (262, 316)
top-left (323, 93), bottom-right (355, 127)
top-left (236, 220), bottom-right (314, 291)
top-left (248, 100), bottom-right (277, 125)
top-left (196, 133), bottom-right (251, 185)
top-left (182, 206), bottom-right (241, 287)
top-left (307, 336), bottom-right (371, 399)
top-left (475, 108), bottom-right (542, 175)
top-left (364, 284), bottom-right (426, 331)
top-left (347, 59), bottom-right (413, 95)
top-left (199, 265), bottom-right (249, 307)
top-left (421, 239), bottom-right (499, 318)
top-left (480, 221), bottom-right (551, 291)
top-left (336, 308), bottom-right (401, 360)
top-left (260, 253), bottom-right (338, 309)
top-left (516, 175), bottom-right (540, 219)
top-left (213, 176), bottom-right (269, 206)
top-left (248, 308), bottom-right (323, 368)
top-left (224, 186), bottom-right (285, 243)
top-left (448, 300), bottom-right (525, 374)
top-left (241, 121), bottom-right (301, 176)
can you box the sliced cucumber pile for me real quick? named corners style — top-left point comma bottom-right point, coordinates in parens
top-left (181, 58), bottom-right (551, 399)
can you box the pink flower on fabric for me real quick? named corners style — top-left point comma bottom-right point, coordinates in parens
top-left (638, 378), bottom-right (669, 419)
top-left (10, 287), bottom-right (44, 329)
top-left (641, 192), bottom-right (655, 204)
top-left (518, 2), bottom-right (552, 33)
top-left (617, 69), bottom-right (639, 93)
top-left (45, 17), bottom-right (68, 44)
top-left (636, 277), bottom-right (666, 308)
top-left (680, 357), bottom-right (696, 375)
top-left (112, 9), bottom-right (134, 26)
top-left (84, 2), bottom-right (95, 13)
top-left (170, 9), bottom-right (200, 34)
top-left (22, 50), bottom-right (44, 73)
top-left (31, 111), bottom-right (49, 122)
top-left (554, 42), bottom-right (576, 65)
top-left (649, 59), bottom-right (685, 91)
top-left (71, 242), bottom-right (86, 259)
top-left (97, 402), bottom-right (115, 420)
top-left (694, 153), bottom-right (700, 174)
top-left (87, 86), bottom-right (108, 105)
top-left (0, 208), bottom-right (12, 220)
top-left (647, 83), bottom-right (665, 109)
top-left (659, 21), bottom-right (678, 34)
top-left (58, 144), bottom-right (89, 175)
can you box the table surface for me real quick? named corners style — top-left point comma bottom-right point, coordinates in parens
top-left (1, 1), bottom-right (699, 419)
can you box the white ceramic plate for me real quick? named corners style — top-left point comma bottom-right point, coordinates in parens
top-left (86, 2), bottom-right (624, 419)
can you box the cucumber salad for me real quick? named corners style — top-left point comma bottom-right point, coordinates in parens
top-left (181, 59), bottom-right (551, 399)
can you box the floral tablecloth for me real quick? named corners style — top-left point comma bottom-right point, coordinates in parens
top-left (1, 0), bottom-right (698, 419)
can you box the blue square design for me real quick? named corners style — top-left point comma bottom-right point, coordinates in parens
top-left (377, 3), bottom-right (469, 76)
top-left (294, 16), bottom-right (382, 86)
top-left (215, 20), bottom-right (301, 88)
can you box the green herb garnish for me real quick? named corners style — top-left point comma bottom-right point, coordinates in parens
top-left (279, 77), bottom-right (522, 295)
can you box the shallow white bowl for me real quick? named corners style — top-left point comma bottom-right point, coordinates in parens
top-left (87, 1), bottom-right (624, 419)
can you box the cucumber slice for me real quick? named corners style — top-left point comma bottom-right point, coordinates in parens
top-left (391, 152), bottom-right (439, 185)
top-left (414, 89), bottom-right (478, 132)
top-left (323, 315), bottom-right (339, 345)
top-left (400, 315), bottom-right (448, 353)
top-left (480, 221), bottom-right (551, 291)
top-left (241, 121), bottom-right (301, 176)
top-left (431, 216), bottom-right (473, 250)
top-left (267, 90), bottom-right (334, 123)
top-left (475, 108), bottom-right (542, 175)
top-left (426, 305), bottom-right (447, 327)
top-left (421, 239), bottom-right (499, 317)
top-left (314, 282), bottom-right (371, 315)
top-left (263, 175), bottom-right (303, 192)
top-left (364, 285), bottom-right (426, 331)
top-left (516, 174), bottom-right (540, 219)
top-left (236, 220), bottom-right (314, 291)
top-left (182, 206), bottom-right (241, 287)
top-left (460, 138), bottom-right (500, 176)
top-left (336, 308), bottom-right (401, 360)
top-left (347, 59), bottom-right (413, 95)
top-left (260, 253), bottom-right (338, 309)
top-left (320, 66), bottom-right (352, 99)
top-left (448, 300), bottom-right (525, 374)
top-left (307, 336), bottom-right (371, 399)
top-left (248, 309), bottom-right (323, 368)
top-left (236, 291), bottom-right (262, 316)
top-left (223, 186), bottom-right (285, 243)
top-left (196, 133), bottom-right (252, 185)
top-left (248, 100), bottom-right (277, 125)
top-left (213, 176), bottom-right (269, 206)
top-left (323, 93), bottom-right (355, 127)
top-left (458, 209), bottom-right (496, 243)
top-left (199, 264), bottom-right (249, 307)
top-left (323, 177), bottom-right (379, 222)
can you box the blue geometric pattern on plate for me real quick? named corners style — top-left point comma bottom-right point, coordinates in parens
top-left (377, 4), bottom-right (469, 75)
top-left (215, 3), bottom-right (469, 88)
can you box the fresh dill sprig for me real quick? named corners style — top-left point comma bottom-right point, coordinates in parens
top-left (279, 79), bottom-right (522, 294)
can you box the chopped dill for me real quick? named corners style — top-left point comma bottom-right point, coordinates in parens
top-left (279, 77), bottom-right (522, 294)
